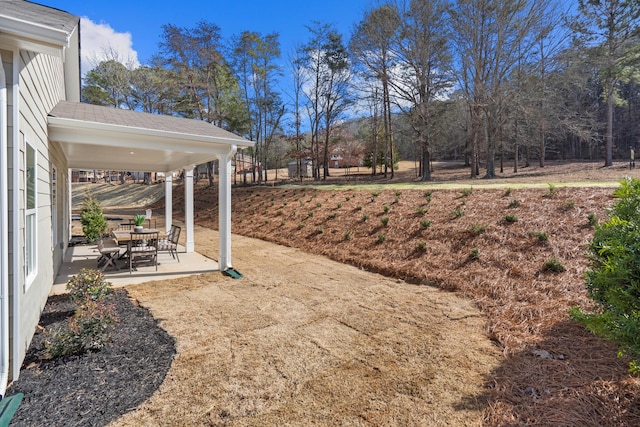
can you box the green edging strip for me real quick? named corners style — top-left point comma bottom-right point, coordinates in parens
top-left (222, 268), bottom-right (243, 279)
top-left (0, 393), bottom-right (24, 427)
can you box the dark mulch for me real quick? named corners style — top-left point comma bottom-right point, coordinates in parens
top-left (8, 289), bottom-right (176, 427)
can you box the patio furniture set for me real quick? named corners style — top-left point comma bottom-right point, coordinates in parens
top-left (97, 225), bottom-right (181, 273)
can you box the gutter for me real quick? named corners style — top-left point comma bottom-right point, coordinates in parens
top-left (0, 51), bottom-right (8, 398)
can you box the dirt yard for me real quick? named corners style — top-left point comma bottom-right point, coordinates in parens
top-left (70, 160), bottom-right (640, 425)
top-left (108, 228), bottom-right (500, 426)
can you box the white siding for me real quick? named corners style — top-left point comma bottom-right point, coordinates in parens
top-left (14, 49), bottom-right (67, 374)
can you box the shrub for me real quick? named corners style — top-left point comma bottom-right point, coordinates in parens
top-left (424, 191), bottom-right (432, 202)
top-left (571, 178), bottom-right (640, 372)
top-left (383, 205), bottom-right (390, 213)
top-left (376, 233), bottom-right (386, 243)
top-left (415, 207), bottom-right (426, 216)
top-left (588, 212), bottom-right (598, 226)
top-left (544, 183), bottom-right (557, 198)
top-left (80, 196), bottom-right (107, 242)
top-left (356, 205), bottom-right (363, 211)
top-left (361, 214), bottom-right (369, 222)
top-left (46, 269), bottom-right (116, 358)
top-left (508, 199), bottom-right (521, 208)
top-left (45, 298), bottom-right (116, 358)
top-left (451, 206), bottom-right (464, 218)
top-left (381, 216), bottom-right (390, 226)
top-left (316, 226), bottom-right (324, 234)
top-left (343, 231), bottom-right (351, 241)
top-left (562, 199), bottom-right (576, 210)
top-left (316, 202), bottom-right (322, 208)
top-left (470, 223), bottom-right (486, 235)
top-left (327, 212), bottom-right (337, 220)
top-left (420, 220), bottom-right (431, 229)
top-left (337, 202), bottom-right (343, 209)
top-left (416, 241), bottom-right (427, 252)
top-left (504, 214), bottom-right (518, 223)
top-left (544, 258), bottom-right (565, 273)
top-left (470, 248), bottom-right (480, 259)
top-left (504, 188), bottom-right (512, 197)
top-left (66, 268), bottom-right (112, 305)
top-left (461, 187), bottom-right (473, 197)
top-left (532, 231), bottom-right (549, 243)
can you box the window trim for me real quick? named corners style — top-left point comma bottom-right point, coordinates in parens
top-left (25, 141), bottom-right (37, 287)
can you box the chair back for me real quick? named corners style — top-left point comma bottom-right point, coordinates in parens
top-left (170, 225), bottom-right (181, 245)
top-left (129, 231), bottom-right (159, 252)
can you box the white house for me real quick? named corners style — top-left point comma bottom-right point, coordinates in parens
top-left (0, 0), bottom-right (253, 399)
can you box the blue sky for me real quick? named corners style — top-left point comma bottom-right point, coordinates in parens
top-left (42, 0), bottom-right (374, 75)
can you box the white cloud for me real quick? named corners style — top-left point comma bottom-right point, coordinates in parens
top-left (79, 17), bottom-right (140, 75)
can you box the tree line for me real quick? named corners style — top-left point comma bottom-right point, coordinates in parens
top-left (83, 0), bottom-right (640, 182)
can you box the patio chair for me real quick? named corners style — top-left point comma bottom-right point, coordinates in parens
top-left (158, 225), bottom-right (181, 262)
top-left (97, 238), bottom-right (120, 272)
top-left (128, 231), bottom-right (159, 273)
top-left (118, 222), bottom-right (134, 230)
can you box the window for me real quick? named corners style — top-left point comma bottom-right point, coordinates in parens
top-left (25, 142), bottom-right (36, 281)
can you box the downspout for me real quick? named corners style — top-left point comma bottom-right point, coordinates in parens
top-left (10, 51), bottom-right (20, 382)
top-left (0, 54), bottom-right (9, 398)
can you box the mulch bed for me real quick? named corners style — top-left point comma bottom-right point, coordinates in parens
top-left (8, 289), bottom-right (175, 427)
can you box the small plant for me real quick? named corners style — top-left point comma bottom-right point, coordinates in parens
top-left (415, 207), bottom-right (426, 216)
top-left (316, 226), bottom-right (324, 234)
top-left (470, 223), bottom-right (486, 235)
top-left (327, 212), bottom-right (337, 220)
top-left (395, 190), bottom-right (402, 197)
top-left (276, 209), bottom-right (283, 216)
top-left (297, 222), bottom-right (306, 230)
top-left (66, 268), bottom-right (112, 305)
top-left (461, 187), bottom-right (473, 197)
top-left (532, 231), bottom-right (549, 243)
top-left (263, 219), bottom-right (269, 225)
top-left (420, 220), bottom-right (431, 229)
top-left (587, 213), bottom-right (598, 226)
top-left (46, 269), bottom-right (116, 358)
top-left (316, 202), bottom-right (322, 208)
top-left (416, 241), bottom-right (427, 252)
top-left (424, 191), bottom-right (432, 202)
top-left (504, 188), bottom-right (512, 197)
top-left (508, 199), bottom-right (521, 208)
top-left (308, 211), bottom-right (314, 218)
top-left (361, 214), bottom-right (369, 222)
top-left (80, 196), bottom-right (108, 242)
top-left (544, 183), bottom-right (557, 198)
top-left (381, 216), bottom-right (390, 226)
top-left (451, 206), bottom-right (464, 218)
top-left (343, 231), bottom-right (351, 241)
top-left (562, 199), bottom-right (576, 210)
top-left (280, 220), bottom-right (286, 227)
top-left (470, 248), bottom-right (480, 260)
top-left (132, 214), bottom-right (146, 227)
top-left (504, 214), bottom-right (518, 223)
top-left (383, 205), bottom-right (390, 213)
top-left (345, 196), bottom-right (351, 202)
top-left (376, 233), bottom-right (386, 243)
top-left (356, 205), bottom-right (363, 211)
top-left (371, 191), bottom-right (379, 198)
top-left (544, 258), bottom-right (565, 273)
top-left (337, 202), bottom-right (343, 209)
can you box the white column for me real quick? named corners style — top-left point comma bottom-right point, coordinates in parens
top-left (164, 174), bottom-right (172, 233)
top-left (184, 168), bottom-right (195, 253)
top-left (0, 54), bottom-right (8, 396)
top-left (218, 146), bottom-right (236, 271)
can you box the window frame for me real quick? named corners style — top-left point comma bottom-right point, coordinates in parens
top-left (25, 141), bottom-right (37, 287)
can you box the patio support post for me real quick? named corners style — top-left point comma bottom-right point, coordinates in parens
top-left (164, 173), bottom-right (172, 233)
top-left (185, 167), bottom-right (195, 253)
top-left (218, 146), bottom-right (236, 271)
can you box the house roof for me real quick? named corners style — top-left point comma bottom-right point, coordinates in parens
top-left (48, 101), bottom-right (255, 172)
top-left (0, 1), bottom-right (78, 50)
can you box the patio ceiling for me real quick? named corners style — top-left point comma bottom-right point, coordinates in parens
top-left (48, 101), bottom-right (254, 172)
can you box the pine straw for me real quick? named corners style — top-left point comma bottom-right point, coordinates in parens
top-left (158, 184), bottom-right (640, 426)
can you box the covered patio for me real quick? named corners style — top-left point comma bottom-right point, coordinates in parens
top-left (48, 100), bottom-right (254, 277)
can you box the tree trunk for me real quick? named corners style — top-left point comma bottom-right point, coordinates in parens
top-left (605, 88), bottom-right (614, 166)
top-left (421, 144), bottom-right (431, 181)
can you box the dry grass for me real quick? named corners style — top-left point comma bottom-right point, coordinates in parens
top-left (152, 160), bottom-right (640, 426)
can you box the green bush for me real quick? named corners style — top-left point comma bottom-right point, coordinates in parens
top-left (571, 178), bottom-right (640, 372)
top-left (45, 269), bottom-right (116, 358)
top-left (80, 196), bottom-right (107, 242)
top-left (381, 216), bottom-right (390, 226)
top-left (470, 223), bottom-right (486, 235)
top-left (544, 258), bottom-right (565, 273)
top-left (66, 268), bottom-right (112, 305)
